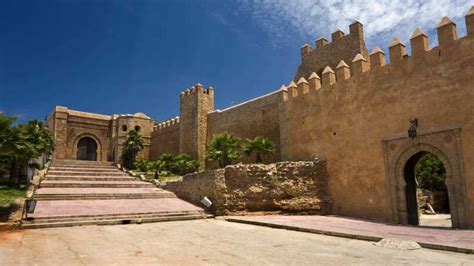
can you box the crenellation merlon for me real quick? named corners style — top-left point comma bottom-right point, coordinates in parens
top-left (389, 38), bottom-right (407, 63)
top-left (315, 38), bottom-right (329, 48)
top-left (369, 47), bottom-right (385, 67)
top-left (301, 44), bottom-right (313, 57)
top-left (297, 77), bottom-right (309, 95)
top-left (349, 20), bottom-right (364, 38)
top-left (331, 29), bottom-right (345, 42)
top-left (288, 81), bottom-right (298, 97)
top-left (308, 72), bottom-right (321, 91)
top-left (410, 28), bottom-right (429, 58)
top-left (437, 17), bottom-right (457, 48)
top-left (322, 66), bottom-right (336, 86)
top-left (336, 60), bottom-right (350, 81)
top-left (466, 6), bottom-right (474, 36)
top-left (352, 53), bottom-right (369, 76)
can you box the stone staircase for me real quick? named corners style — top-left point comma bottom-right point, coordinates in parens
top-left (22, 160), bottom-right (208, 229)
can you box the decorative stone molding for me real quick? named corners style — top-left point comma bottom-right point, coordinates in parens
top-left (382, 127), bottom-right (469, 228)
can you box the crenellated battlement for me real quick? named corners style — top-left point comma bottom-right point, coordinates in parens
top-left (286, 7), bottom-right (474, 102)
top-left (180, 83), bottom-right (214, 99)
top-left (296, 20), bottom-right (368, 81)
top-left (155, 116), bottom-right (180, 131)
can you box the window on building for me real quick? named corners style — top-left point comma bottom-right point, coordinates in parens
top-left (135, 125), bottom-right (141, 132)
top-left (122, 125), bottom-right (127, 132)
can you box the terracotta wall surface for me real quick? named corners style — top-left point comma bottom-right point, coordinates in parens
top-left (165, 160), bottom-right (331, 215)
top-left (284, 32), bottom-right (474, 225)
top-left (206, 91), bottom-right (282, 167)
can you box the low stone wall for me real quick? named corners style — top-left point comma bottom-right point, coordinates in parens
top-left (164, 159), bottom-right (331, 215)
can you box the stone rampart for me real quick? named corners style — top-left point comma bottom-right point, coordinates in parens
top-left (150, 117), bottom-right (180, 159)
top-left (164, 159), bottom-right (331, 215)
top-left (206, 91), bottom-right (282, 167)
top-left (283, 13), bottom-right (474, 226)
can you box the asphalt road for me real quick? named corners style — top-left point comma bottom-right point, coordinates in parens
top-left (0, 219), bottom-right (472, 265)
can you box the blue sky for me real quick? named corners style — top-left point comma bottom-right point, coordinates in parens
top-left (1, 0), bottom-right (472, 123)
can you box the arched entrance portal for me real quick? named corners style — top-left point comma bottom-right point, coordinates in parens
top-left (382, 128), bottom-right (470, 228)
top-left (403, 152), bottom-right (450, 227)
top-left (77, 137), bottom-right (98, 161)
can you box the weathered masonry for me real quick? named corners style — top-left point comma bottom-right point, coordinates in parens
top-left (47, 8), bottom-right (474, 228)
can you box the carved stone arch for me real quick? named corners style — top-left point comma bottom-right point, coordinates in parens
top-left (382, 127), bottom-right (469, 228)
top-left (73, 133), bottom-right (103, 161)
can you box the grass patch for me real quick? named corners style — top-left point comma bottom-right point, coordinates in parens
top-left (0, 185), bottom-right (26, 220)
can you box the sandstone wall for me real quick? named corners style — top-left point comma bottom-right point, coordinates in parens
top-left (206, 91), bottom-right (282, 168)
top-left (284, 18), bottom-right (474, 226)
top-left (165, 160), bottom-right (331, 215)
top-left (150, 122), bottom-right (180, 160)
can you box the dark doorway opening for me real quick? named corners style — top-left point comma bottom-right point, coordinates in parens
top-left (404, 152), bottom-right (451, 227)
top-left (77, 137), bottom-right (98, 161)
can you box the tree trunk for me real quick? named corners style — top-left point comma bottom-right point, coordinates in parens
top-left (9, 159), bottom-right (20, 187)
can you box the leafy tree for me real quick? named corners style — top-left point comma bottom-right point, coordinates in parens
top-left (206, 133), bottom-right (240, 168)
top-left (0, 114), bottom-right (54, 186)
top-left (121, 130), bottom-right (144, 169)
top-left (171, 153), bottom-right (199, 175)
top-left (0, 113), bottom-right (17, 176)
top-left (242, 136), bottom-right (276, 163)
top-left (415, 154), bottom-right (447, 191)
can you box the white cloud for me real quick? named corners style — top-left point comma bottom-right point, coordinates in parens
top-left (236, 0), bottom-right (474, 48)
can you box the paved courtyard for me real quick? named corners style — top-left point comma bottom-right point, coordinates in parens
top-left (224, 215), bottom-right (474, 253)
top-left (1, 219), bottom-right (473, 265)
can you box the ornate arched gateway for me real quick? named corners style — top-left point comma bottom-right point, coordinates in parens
top-left (73, 134), bottom-right (102, 161)
top-left (382, 127), bottom-right (470, 228)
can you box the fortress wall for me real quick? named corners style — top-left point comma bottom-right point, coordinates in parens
top-left (284, 18), bottom-right (474, 225)
top-left (295, 21), bottom-right (369, 81)
top-left (206, 91), bottom-right (282, 167)
top-left (149, 118), bottom-right (180, 160)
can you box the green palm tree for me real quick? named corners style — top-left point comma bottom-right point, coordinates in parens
top-left (121, 130), bottom-right (144, 169)
top-left (206, 133), bottom-right (240, 168)
top-left (242, 136), bottom-right (275, 163)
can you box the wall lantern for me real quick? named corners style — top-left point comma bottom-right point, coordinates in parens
top-left (408, 118), bottom-right (418, 139)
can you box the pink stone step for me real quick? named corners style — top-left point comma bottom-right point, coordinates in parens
top-left (45, 175), bottom-right (137, 181)
top-left (47, 171), bottom-right (127, 176)
top-left (49, 167), bottom-right (120, 172)
top-left (29, 198), bottom-right (203, 219)
top-left (40, 180), bottom-right (155, 188)
top-left (24, 159), bottom-right (208, 228)
top-left (35, 187), bottom-right (167, 195)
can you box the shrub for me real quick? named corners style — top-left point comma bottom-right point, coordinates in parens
top-left (157, 153), bottom-right (175, 172)
top-left (171, 154), bottom-right (199, 175)
top-left (133, 159), bottom-right (150, 172)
